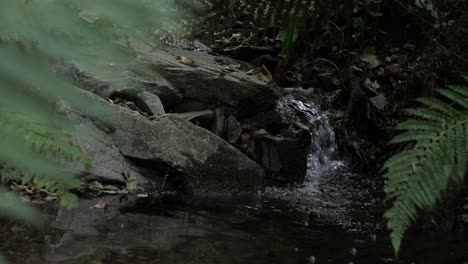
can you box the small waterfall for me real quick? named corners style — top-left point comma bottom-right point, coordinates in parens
top-left (265, 93), bottom-right (346, 205)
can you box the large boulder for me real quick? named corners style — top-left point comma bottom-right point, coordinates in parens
top-left (127, 41), bottom-right (279, 117)
top-left (69, 115), bottom-right (149, 185)
top-left (58, 44), bottom-right (279, 117)
top-left (70, 88), bottom-right (265, 195)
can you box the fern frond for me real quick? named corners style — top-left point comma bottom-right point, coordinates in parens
top-left (389, 130), bottom-right (437, 144)
top-left (0, 0), bottom-right (190, 232)
top-left (437, 88), bottom-right (468, 109)
top-left (384, 81), bottom-right (468, 255)
top-left (403, 108), bottom-right (447, 122)
top-left (395, 119), bottom-right (443, 132)
top-left (447, 85), bottom-right (468, 97)
top-left (415, 97), bottom-right (458, 116)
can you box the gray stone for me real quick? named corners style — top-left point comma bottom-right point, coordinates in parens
top-left (136, 91), bottom-right (165, 115)
top-left (224, 115), bottom-right (242, 143)
top-left (211, 108), bottom-right (225, 136)
top-left (69, 115), bottom-right (147, 185)
top-left (124, 101), bottom-right (139, 111)
top-left (171, 110), bottom-right (214, 129)
top-left (370, 93), bottom-right (387, 110)
top-left (60, 43), bottom-right (278, 117)
top-left (70, 89), bottom-right (265, 195)
top-left (171, 110), bottom-right (214, 122)
top-left (127, 40), bottom-right (279, 117)
top-left (253, 135), bottom-right (307, 183)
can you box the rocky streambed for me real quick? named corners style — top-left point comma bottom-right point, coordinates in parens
top-left (3, 41), bottom-right (467, 263)
top-left (55, 37), bottom-right (319, 198)
top-left (2, 2), bottom-right (468, 262)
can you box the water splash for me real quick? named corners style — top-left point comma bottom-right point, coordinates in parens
top-left (265, 94), bottom-right (346, 205)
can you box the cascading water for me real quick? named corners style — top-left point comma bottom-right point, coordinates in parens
top-left (264, 92), bottom-right (349, 206)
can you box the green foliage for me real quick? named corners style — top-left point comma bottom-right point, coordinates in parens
top-left (234, 0), bottom-right (384, 53)
top-left (383, 80), bottom-right (468, 254)
top-left (0, 0), bottom-right (187, 239)
top-left (0, 112), bottom-right (90, 207)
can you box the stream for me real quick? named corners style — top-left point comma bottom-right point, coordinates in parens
top-left (1, 95), bottom-right (467, 264)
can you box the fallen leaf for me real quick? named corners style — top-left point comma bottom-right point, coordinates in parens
top-left (257, 72), bottom-right (270, 82)
top-left (231, 33), bottom-right (242, 39)
top-left (178, 56), bottom-right (198, 67)
top-left (363, 78), bottom-right (380, 95)
top-left (359, 53), bottom-right (381, 69)
top-left (93, 200), bottom-right (109, 209)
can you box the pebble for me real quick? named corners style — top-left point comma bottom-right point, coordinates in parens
top-left (307, 256), bottom-right (316, 264)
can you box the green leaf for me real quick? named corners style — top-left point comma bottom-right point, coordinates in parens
top-left (384, 81), bottom-right (468, 255)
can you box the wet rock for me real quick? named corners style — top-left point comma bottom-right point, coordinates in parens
top-left (136, 91), bottom-right (165, 115)
top-left (348, 247), bottom-right (357, 257)
top-left (252, 134), bottom-right (308, 183)
top-left (346, 73), bottom-right (382, 139)
top-left (224, 115), bottom-right (242, 143)
top-left (70, 88), bottom-right (265, 195)
top-left (307, 256), bottom-right (316, 264)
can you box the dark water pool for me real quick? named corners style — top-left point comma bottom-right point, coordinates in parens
top-left (0, 195), bottom-right (467, 264)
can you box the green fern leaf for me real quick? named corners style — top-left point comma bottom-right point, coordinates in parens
top-left (416, 97), bottom-right (458, 117)
top-left (384, 82), bottom-right (468, 255)
top-left (395, 119), bottom-right (444, 132)
top-left (404, 108), bottom-right (447, 121)
top-left (447, 85), bottom-right (468, 98)
top-left (437, 89), bottom-right (468, 109)
top-left (389, 130), bottom-right (437, 144)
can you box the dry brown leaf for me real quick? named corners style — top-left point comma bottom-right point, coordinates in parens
top-left (359, 53), bottom-right (381, 69)
top-left (257, 72), bottom-right (270, 82)
top-left (93, 200), bottom-right (109, 209)
top-left (178, 56), bottom-right (198, 67)
top-left (363, 78), bottom-right (381, 95)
